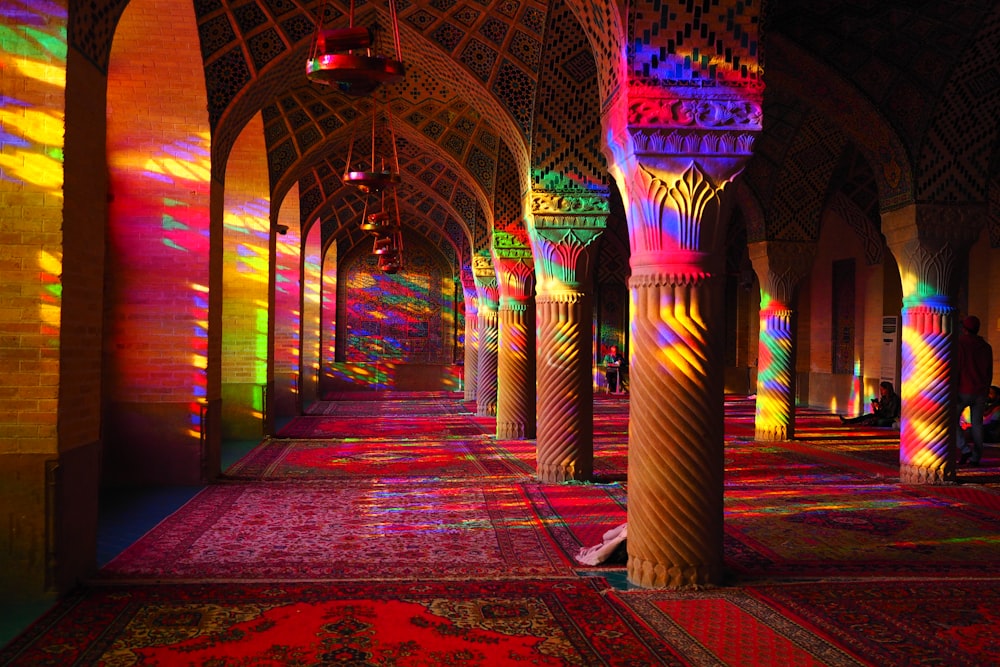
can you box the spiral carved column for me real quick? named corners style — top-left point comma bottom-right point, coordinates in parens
top-left (748, 241), bottom-right (815, 441)
top-left (535, 291), bottom-right (593, 480)
top-left (899, 300), bottom-right (956, 483)
top-left (491, 242), bottom-right (535, 439)
top-left (627, 270), bottom-right (725, 588)
top-left (473, 256), bottom-right (499, 418)
top-left (530, 195), bottom-right (607, 481)
top-left (883, 204), bottom-right (983, 484)
top-left (599, 3), bottom-right (763, 587)
top-left (496, 297), bottom-right (535, 439)
top-left (463, 293), bottom-right (479, 403)
top-left (755, 306), bottom-right (795, 440)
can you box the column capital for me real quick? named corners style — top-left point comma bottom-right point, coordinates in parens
top-left (882, 203), bottom-right (986, 299)
top-left (747, 240), bottom-right (817, 307)
top-left (494, 254), bottom-right (535, 304)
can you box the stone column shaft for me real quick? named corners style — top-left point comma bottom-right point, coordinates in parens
top-left (883, 204), bottom-right (983, 484)
top-left (496, 298), bottom-right (535, 438)
top-left (535, 292), bottom-right (594, 480)
top-left (605, 106), bottom-right (761, 588)
top-left (530, 196), bottom-right (607, 482)
top-left (493, 237), bottom-right (536, 439)
top-left (463, 296), bottom-right (479, 402)
top-left (628, 270), bottom-right (725, 589)
top-left (461, 271), bottom-right (479, 402)
top-left (473, 255), bottom-right (499, 417)
top-left (748, 241), bottom-right (816, 441)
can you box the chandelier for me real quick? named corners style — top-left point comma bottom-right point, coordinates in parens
top-left (306, 0), bottom-right (405, 96)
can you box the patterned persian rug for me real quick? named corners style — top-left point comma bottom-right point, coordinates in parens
top-left (321, 390), bottom-right (463, 402)
top-left (609, 588), bottom-right (867, 666)
top-left (724, 481), bottom-right (1000, 579)
top-left (277, 415), bottom-right (488, 438)
top-left (99, 481), bottom-right (573, 581)
top-left (491, 436), bottom-right (628, 482)
top-left (724, 441), bottom-right (889, 486)
top-left (745, 579), bottom-right (1000, 666)
top-left (225, 437), bottom-right (530, 481)
top-left (307, 394), bottom-right (465, 415)
top-left (1, 579), bottom-right (685, 667)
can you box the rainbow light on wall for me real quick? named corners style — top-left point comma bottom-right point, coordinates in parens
top-left (2, 2), bottom-right (68, 347)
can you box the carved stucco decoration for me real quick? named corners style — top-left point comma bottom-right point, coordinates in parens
top-left (748, 240), bottom-right (817, 307)
top-left (882, 203), bottom-right (986, 299)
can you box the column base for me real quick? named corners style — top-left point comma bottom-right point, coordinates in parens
top-left (497, 421), bottom-right (526, 439)
top-left (627, 554), bottom-right (722, 589)
top-left (755, 425), bottom-right (790, 441)
top-left (900, 462), bottom-right (955, 485)
top-left (536, 462), bottom-right (592, 483)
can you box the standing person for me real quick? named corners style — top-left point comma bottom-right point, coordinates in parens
top-left (957, 385), bottom-right (1000, 462)
top-left (957, 315), bottom-right (993, 466)
top-left (602, 344), bottom-right (624, 394)
top-left (839, 381), bottom-right (900, 427)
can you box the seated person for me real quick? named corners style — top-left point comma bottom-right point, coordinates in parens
top-left (839, 381), bottom-right (900, 427)
top-left (602, 344), bottom-right (624, 394)
top-left (957, 385), bottom-right (1000, 461)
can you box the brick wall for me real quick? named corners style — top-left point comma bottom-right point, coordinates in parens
top-left (221, 113), bottom-right (271, 438)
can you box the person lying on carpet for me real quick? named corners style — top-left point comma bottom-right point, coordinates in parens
top-left (839, 381), bottom-right (900, 428)
top-left (957, 384), bottom-right (1000, 465)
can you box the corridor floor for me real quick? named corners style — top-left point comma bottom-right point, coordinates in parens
top-left (3, 393), bottom-right (1000, 665)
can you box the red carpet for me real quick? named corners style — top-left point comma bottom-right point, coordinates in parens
top-left (100, 481), bottom-right (573, 581)
top-left (724, 481), bottom-right (1000, 579)
top-left (1, 579), bottom-right (684, 667)
top-left (610, 588), bottom-right (866, 666)
top-left (226, 437), bottom-right (528, 480)
top-left (746, 579), bottom-right (1000, 666)
top-left (7, 392), bottom-right (1000, 666)
top-left (277, 415), bottom-right (488, 438)
top-left (523, 482), bottom-right (628, 562)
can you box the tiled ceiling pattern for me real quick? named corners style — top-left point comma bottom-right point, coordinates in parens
top-left (67, 1), bottom-right (1000, 261)
top-left (767, 0), bottom-right (999, 203)
top-left (530, 0), bottom-right (606, 192)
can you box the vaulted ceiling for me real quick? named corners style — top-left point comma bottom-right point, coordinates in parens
top-left (74, 0), bottom-right (1000, 266)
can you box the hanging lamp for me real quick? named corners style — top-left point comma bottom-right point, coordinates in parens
top-left (360, 189), bottom-right (404, 273)
top-left (342, 88), bottom-right (401, 193)
top-left (306, 0), bottom-right (405, 95)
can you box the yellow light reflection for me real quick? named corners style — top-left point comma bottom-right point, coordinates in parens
top-left (0, 151), bottom-right (64, 191)
top-left (38, 250), bottom-right (62, 275)
top-left (12, 58), bottom-right (66, 88)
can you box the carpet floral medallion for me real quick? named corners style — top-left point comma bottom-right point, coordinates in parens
top-left (99, 481), bottom-right (574, 581)
top-left (1, 580), bottom-right (685, 667)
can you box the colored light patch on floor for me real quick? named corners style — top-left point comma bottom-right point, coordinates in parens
top-left (725, 483), bottom-right (1000, 577)
top-left (277, 415), bottom-right (489, 438)
top-left (724, 442), bottom-right (878, 486)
